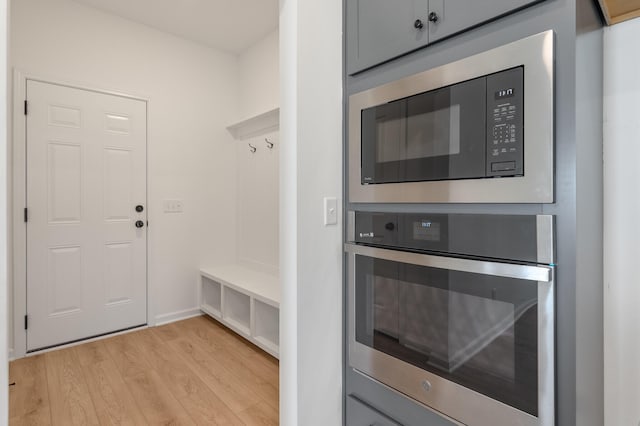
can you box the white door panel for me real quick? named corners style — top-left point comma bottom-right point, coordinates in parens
top-left (26, 80), bottom-right (147, 351)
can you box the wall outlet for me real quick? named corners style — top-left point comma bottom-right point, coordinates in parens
top-left (164, 199), bottom-right (183, 213)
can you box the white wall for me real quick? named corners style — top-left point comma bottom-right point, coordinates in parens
top-left (235, 31), bottom-right (279, 274)
top-left (9, 0), bottom-right (239, 351)
top-left (603, 18), bottom-right (640, 426)
top-left (238, 30), bottom-right (279, 120)
top-left (234, 129), bottom-right (279, 274)
top-left (280, 0), bottom-right (343, 424)
top-left (0, 0), bottom-right (9, 421)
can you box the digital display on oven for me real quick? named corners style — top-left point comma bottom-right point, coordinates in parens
top-left (413, 220), bottom-right (441, 241)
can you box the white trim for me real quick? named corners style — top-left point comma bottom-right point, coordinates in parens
top-left (144, 87), bottom-right (153, 327)
top-left (12, 69), bottom-right (27, 359)
top-left (14, 69), bottom-right (152, 103)
top-left (11, 70), bottom-right (151, 358)
top-left (0, 2), bottom-right (8, 419)
top-left (154, 308), bottom-right (203, 326)
top-left (8, 349), bottom-right (14, 362)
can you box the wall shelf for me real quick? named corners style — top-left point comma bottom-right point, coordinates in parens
top-left (200, 264), bottom-right (279, 358)
top-left (226, 107), bottom-right (279, 140)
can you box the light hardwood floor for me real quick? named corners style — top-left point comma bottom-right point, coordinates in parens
top-left (9, 315), bottom-right (279, 425)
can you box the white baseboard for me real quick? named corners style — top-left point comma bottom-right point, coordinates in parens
top-left (8, 348), bottom-right (14, 362)
top-left (154, 307), bottom-right (202, 326)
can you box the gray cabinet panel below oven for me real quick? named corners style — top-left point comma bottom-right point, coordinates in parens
top-left (347, 396), bottom-right (403, 425)
top-left (347, 369), bottom-right (458, 426)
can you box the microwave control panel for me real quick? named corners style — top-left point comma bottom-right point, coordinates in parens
top-left (486, 67), bottom-right (524, 177)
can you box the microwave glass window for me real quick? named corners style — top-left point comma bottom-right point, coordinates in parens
top-left (355, 255), bottom-right (539, 416)
top-left (360, 77), bottom-right (487, 184)
top-left (406, 104), bottom-right (461, 160)
top-left (374, 103), bottom-right (461, 163)
top-left (374, 102), bottom-right (404, 164)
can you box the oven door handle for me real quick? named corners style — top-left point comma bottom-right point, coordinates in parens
top-left (344, 243), bottom-right (552, 282)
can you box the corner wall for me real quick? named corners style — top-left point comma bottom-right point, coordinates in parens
top-left (603, 17), bottom-right (640, 426)
top-left (280, 0), bottom-right (343, 424)
top-left (9, 0), bottom-right (240, 352)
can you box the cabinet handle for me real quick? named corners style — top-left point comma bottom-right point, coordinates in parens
top-left (413, 19), bottom-right (424, 30)
top-left (428, 12), bottom-right (439, 23)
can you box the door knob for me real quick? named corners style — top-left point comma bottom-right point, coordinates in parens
top-left (428, 12), bottom-right (439, 23)
top-left (135, 220), bottom-right (145, 228)
top-left (135, 205), bottom-right (144, 213)
top-left (414, 19), bottom-right (424, 29)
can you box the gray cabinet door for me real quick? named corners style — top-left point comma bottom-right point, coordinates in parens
top-left (346, 0), bottom-right (430, 74)
top-left (346, 0), bottom-right (547, 75)
top-left (428, 0), bottom-right (545, 43)
top-left (346, 396), bottom-right (403, 425)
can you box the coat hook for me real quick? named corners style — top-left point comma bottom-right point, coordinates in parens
top-left (265, 138), bottom-right (274, 149)
top-left (248, 143), bottom-right (257, 153)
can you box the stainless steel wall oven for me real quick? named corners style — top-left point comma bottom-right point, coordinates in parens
top-left (346, 211), bottom-right (555, 425)
top-left (348, 30), bottom-right (554, 203)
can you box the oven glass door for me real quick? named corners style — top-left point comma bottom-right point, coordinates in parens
top-left (348, 245), bottom-right (554, 423)
top-left (360, 77), bottom-right (486, 184)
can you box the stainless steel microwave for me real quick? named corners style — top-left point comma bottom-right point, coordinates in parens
top-left (348, 30), bottom-right (554, 203)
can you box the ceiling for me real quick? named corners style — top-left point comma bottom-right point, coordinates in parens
top-left (72, 0), bottom-right (279, 54)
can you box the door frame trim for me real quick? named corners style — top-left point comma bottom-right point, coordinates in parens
top-left (12, 70), bottom-right (152, 358)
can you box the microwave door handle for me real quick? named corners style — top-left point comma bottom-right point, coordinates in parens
top-left (344, 243), bottom-right (552, 282)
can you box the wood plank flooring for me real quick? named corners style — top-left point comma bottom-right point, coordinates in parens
top-left (9, 315), bottom-right (279, 425)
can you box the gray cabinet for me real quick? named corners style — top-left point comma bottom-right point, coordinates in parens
top-left (346, 396), bottom-right (402, 426)
top-left (428, 0), bottom-right (545, 43)
top-left (346, 0), bottom-right (429, 75)
top-left (346, 0), bottom-right (546, 74)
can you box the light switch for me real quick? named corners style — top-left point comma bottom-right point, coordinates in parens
top-left (164, 199), bottom-right (183, 213)
top-left (324, 197), bottom-right (338, 226)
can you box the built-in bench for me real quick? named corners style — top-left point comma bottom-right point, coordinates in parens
top-left (199, 265), bottom-right (279, 358)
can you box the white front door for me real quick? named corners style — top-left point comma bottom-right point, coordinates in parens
top-left (25, 80), bottom-right (147, 351)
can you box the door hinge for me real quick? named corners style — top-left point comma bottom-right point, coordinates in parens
top-left (24, 100), bottom-right (28, 115)
top-left (24, 207), bottom-right (28, 223)
top-left (24, 315), bottom-right (28, 330)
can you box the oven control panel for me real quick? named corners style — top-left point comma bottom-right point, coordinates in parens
top-left (352, 211), bottom-right (542, 264)
top-left (486, 67), bottom-right (524, 177)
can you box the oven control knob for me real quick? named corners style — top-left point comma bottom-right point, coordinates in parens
top-left (421, 380), bottom-right (432, 393)
top-left (385, 222), bottom-right (395, 231)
